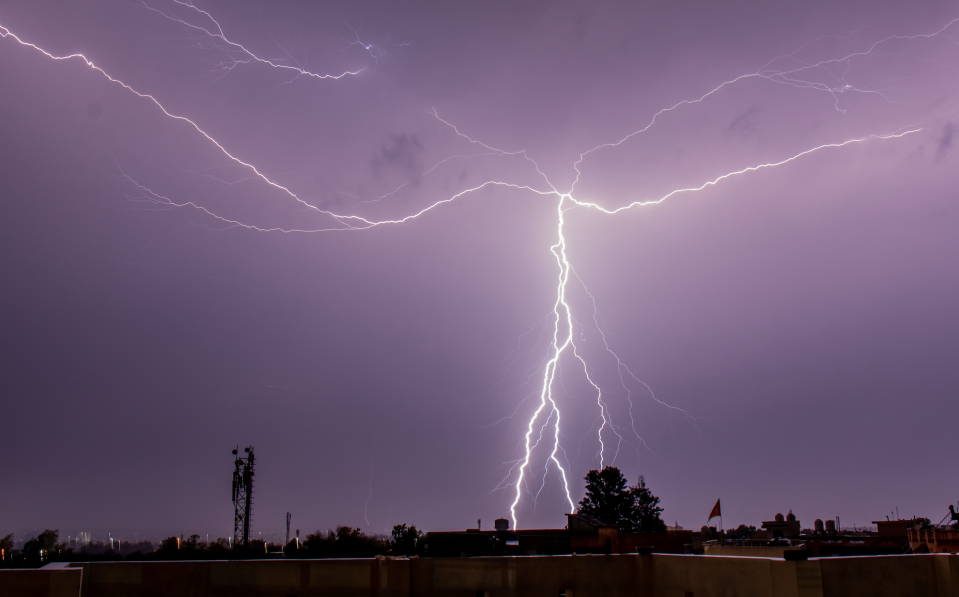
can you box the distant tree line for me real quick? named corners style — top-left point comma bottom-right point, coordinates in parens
top-left (3, 467), bottom-right (667, 568)
top-left (283, 524), bottom-right (426, 559)
top-left (0, 525), bottom-right (427, 568)
top-left (727, 524), bottom-right (757, 540)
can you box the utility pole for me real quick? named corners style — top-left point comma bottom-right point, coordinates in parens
top-left (286, 512), bottom-right (291, 547)
top-left (232, 446), bottom-right (255, 549)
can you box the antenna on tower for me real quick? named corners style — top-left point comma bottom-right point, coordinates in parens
top-left (232, 446), bottom-right (255, 550)
top-left (286, 512), bottom-right (291, 547)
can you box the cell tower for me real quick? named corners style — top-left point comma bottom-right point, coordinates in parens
top-left (232, 446), bottom-right (255, 549)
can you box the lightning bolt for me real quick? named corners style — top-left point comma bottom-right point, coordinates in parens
top-left (2, 6), bottom-right (956, 530)
top-left (138, 0), bottom-right (365, 82)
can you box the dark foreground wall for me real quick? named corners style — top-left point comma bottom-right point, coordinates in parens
top-left (0, 568), bottom-right (81, 597)
top-left (2, 553), bottom-right (957, 597)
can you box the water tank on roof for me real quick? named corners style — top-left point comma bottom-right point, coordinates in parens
top-left (815, 519), bottom-right (824, 533)
top-left (494, 518), bottom-right (509, 532)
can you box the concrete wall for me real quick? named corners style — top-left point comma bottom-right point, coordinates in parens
top-left (0, 553), bottom-right (956, 597)
top-left (0, 568), bottom-right (81, 597)
top-left (818, 554), bottom-right (959, 597)
top-left (704, 545), bottom-right (804, 558)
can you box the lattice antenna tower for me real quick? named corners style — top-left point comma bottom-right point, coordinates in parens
top-left (232, 446), bottom-right (255, 549)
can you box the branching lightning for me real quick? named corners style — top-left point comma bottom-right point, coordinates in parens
top-left (139, 0), bottom-right (365, 82)
top-left (2, 5), bottom-right (956, 529)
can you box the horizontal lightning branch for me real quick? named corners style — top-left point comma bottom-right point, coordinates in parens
top-left (569, 129), bottom-right (924, 215)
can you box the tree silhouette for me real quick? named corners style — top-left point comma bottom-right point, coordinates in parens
top-left (302, 526), bottom-right (384, 558)
top-left (578, 467), bottom-right (665, 532)
top-left (22, 529), bottom-right (60, 566)
top-left (156, 537), bottom-right (181, 559)
top-left (626, 477), bottom-right (666, 532)
top-left (578, 467), bottom-right (632, 528)
top-left (389, 524), bottom-right (424, 557)
top-left (729, 524), bottom-right (756, 540)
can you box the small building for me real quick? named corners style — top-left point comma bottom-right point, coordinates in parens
top-left (761, 511), bottom-right (800, 540)
top-left (909, 528), bottom-right (959, 554)
top-left (427, 514), bottom-right (692, 557)
top-left (702, 512), bottom-right (915, 558)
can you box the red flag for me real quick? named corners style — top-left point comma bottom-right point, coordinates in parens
top-left (708, 499), bottom-right (721, 521)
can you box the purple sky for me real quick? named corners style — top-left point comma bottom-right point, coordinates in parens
top-left (1, 1), bottom-right (958, 541)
